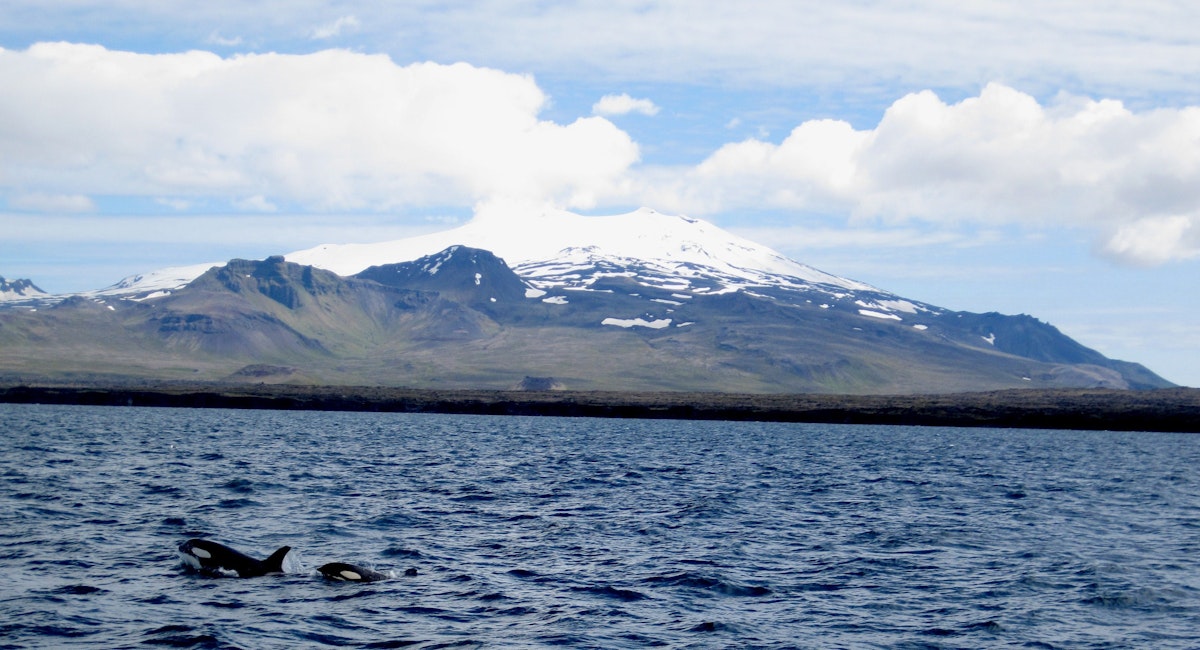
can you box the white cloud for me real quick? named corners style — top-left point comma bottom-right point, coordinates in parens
top-left (205, 31), bottom-right (243, 47)
top-left (636, 83), bottom-right (1200, 267)
top-left (4, 41), bottom-right (1199, 268)
top-left (592, 93), bottom-right (659, 117)
top-left (8, 192), bottom-right (95, 212)
top-left (4, 2), bottom-right (1200, 105)
top-left (1, 212), bottom-right (449, 248)
top-left (0, 43), bottom-right (639, 211)
top-left (731, 225), bottom-right (973, 251)
top-left (311, 15), bottom-right (360, 40)
top-left (156, 197), bottom-right (192, 211)
top-left (1101, 216), bottom-right (1199, 266)
top-left (233, 195), bottom-right (277, 212)
top-left (347, 1), bottom-right (1200, 103)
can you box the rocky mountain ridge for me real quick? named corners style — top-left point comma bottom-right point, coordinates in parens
top-left (0, 207), bottom-right (1174, 393)
top-left (0, 277), bottom-right (47, 301)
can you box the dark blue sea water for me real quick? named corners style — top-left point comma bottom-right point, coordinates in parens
top-left (1, 403), bottom-right (1198, 649)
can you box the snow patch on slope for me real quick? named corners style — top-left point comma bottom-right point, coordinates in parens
top-left (0, 277), bottom-right (49, 302)
top-left (87, 262), bottom-right (221, 301)
top-left (859, 309), bottom-right (902, 321)
top-left (602, 317), bottom-right (672, 329)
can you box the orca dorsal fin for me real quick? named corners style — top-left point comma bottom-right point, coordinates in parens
top-left (262, 546), bottom-right (292, 574)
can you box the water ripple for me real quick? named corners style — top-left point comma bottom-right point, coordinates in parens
top-left (2, 403), bottom-right (1199, 648)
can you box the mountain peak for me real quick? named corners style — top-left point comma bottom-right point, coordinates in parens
top-left (287, 205), bottom-right (875, 294)
top-left (189, 256), bottom-right (344, 309)
top-left (355, 246), bottom-right (531, 305)
top-left (0, 276), bottom-right (49, 302)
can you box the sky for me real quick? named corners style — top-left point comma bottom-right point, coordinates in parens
top-left (0, 0), bottom-right (1197, 386)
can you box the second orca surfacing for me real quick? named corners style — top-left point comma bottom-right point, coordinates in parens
top-left (317, 562), bottom-right (389, 582)
top-left (178, 538), bottom-right (292, 578)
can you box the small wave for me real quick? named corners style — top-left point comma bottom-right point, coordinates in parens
top-left (141, 624), bottom-right (223, 648)
top-left (221, 478), bottom-right (255, 493)
top-left (29, 557), bottom-right (93, 570)
top-left (23, 622), bottom-right (97, 640)
top-left (495, 606), bottom-right (537, 617)
top-left (330, 590), bottom-right (376, 602)
top-left (450, 493), bottom-right (497, 502)
top-left (382, 546), bottom-right (423, 558)
top-left (642, 572), bottom-right (771, 597)
top-left (217, 497), bottom-right (259, 509)
top-left (200, 600), bottom-right (246, 609)
top-left (1081, 586), bottom-right (1182, 611)
top-left (297, 630), bottom-right (361, 646)
top-left (410, 640), bottom-right (484, 649)
top-left (399, 605), bottom-right (452, 617)
top-left (572, 584), bottom-right (649, 601)
top-left (50, 584), bottom-right (106, 596)
top-left (965, 620), bottom-right (1004, 632)
top-left (688, 620), bottom-right (737, 633)
top-left (10, 491), bottom-right (59, 501)
top-left (143, 483), bottom-right (183, 496)
top-left (370, 512), bottom-right (419, 528)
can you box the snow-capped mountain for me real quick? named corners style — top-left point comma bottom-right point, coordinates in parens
top-left (282, 203), bottom-right (942, 330)
top-left (87, 262), bottom-right (224, 301)
top-left (288, 203), bottom-right (876, 293)
top-left (0, 277), bottom-right (48, 302)
top-left (70, 203), bottom-right (874, 306)
top-left (0, 204), bottom-right (1174, 393)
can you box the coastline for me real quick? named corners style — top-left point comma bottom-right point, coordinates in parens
top-left (1, 382), bottom-right (1198, 433)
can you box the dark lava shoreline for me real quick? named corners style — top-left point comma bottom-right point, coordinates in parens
top-left (2, 382), bottom-right (1198, 432)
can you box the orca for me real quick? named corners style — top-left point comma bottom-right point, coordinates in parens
top-left (178, 538), bottom-right (291, 578)
top-left (317, 562), bottom-right (389, 583)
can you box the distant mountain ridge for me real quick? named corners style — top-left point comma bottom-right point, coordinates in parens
top-left (0, 277), bottom-right (48, 301)
top-left (0, 207), bottom-right (1175, 393)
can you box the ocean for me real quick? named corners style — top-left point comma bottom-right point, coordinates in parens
top-left (1, 403), bottom-right (1197, 648)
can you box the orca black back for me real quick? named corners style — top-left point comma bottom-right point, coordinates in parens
top-left (178, 538), bottom-right (291, 578)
